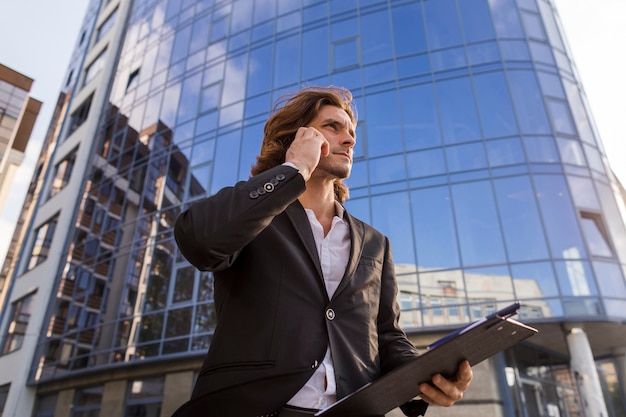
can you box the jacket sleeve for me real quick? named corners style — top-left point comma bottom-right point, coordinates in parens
top-left (174, 164), bottom-right (305, 271)
top-left (377, 237), bottom-right (429, 416)
top-left (377, 236), bottom-right (419, 371)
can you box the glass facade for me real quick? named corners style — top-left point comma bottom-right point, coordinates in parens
top-left (1, 0), bottom-right (624, 415)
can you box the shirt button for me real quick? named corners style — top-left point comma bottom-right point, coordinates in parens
top-left (326, 308), bottom-right (335, 321)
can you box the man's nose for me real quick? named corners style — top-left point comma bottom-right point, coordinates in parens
top-left (342, 131), bottom-right (356, 148)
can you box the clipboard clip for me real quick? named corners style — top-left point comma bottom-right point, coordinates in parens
top-left (427, 301), bottom-right (521, 350)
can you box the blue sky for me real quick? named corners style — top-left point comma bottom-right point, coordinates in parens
top-left (0, 0), bottom-right (624, 260)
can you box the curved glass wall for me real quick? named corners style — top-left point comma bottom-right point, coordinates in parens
top-left (31, 0), bottom-right (626, 381)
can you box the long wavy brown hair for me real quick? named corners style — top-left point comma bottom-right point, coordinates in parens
top-left (250, 86), bottom-right (357, 203)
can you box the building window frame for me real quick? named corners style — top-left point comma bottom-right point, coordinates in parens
top-left (2, 291), bottom-right (36, 354)
top-left (26, 214), bottom-right (59, 271)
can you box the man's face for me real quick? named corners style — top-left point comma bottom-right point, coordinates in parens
top-left (307, 105), bottom-right (356, 180)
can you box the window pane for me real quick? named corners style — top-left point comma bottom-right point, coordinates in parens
top-left (411, 186), bottom-right (460, 269)
top-left (392, 3), bottom-right (427, 56)
top-left (567, 176), bottom-right (600, 210)
top-left (533, 175), bottom-right (586, 259)
top-left (554, 260), bottom-right (597, 296)
top-left (368, 155), bottom-right (406, 184)
top-left (486, 137), bottom-right (525, 167)
top-left (210, 130), bottom-right (241, 193)
top-left (420, 270), bottom-right (468, 326)
top-left (489, 0), bottom-right (524, 37)
top-left (364, 90), bottom-right (402, 157)
top-left (423, 0), bottom-right (463, 49)
top-left (446, 142), bottom-right (487, 172)
top-left (465, 265), bottom-right (515, 303)
top-left (580, 217), bottom-right (612, 258)
top-left (494, 176), bottom-right (549, 261)
top-left (511, 261), bottom-right (560, 298)
top-left (371, 192), bottom-right (415, 265)
top-left (452, 181), bottom-right (507, 266)
top-left (173, 266), bottom-right (195, 303)
top-left (557, 138), bottom-right (585, 166)
top-left (28, 215), bottom-right (59, 270)
top-left (436, 77), bottom-right (481, 144)
top-left (596, 183), bottom-right (626, 262)
top-left (406, 148), bottom-right (446, 178)
top-left (360, 10), bottom-right (392, 64)
top-left (473, 72), bottom-right (518, 138)
top-left (303, 27), bottom-right (329, 78)
top-left (546, 99), bottom-right (576, 136)
top-left (165, 307), bottom-right (192, 338)
top-left (430, 47), bottom-right (466, 72)
top-left (563, 80), bottom-right (594, 145)
top-left (520, 11), bottom-right (546, 40)
top-left (507, 71), bottom-right (551, 134)
top-left (247, 44), bottom-right (273, 96)
top-left (400, 83), bottom-right (441, 150)
top-left (458, 0), bottom-right (495, 42)
top-left (522, 136), bottom-right (559, 163)
top-left (274, 36), bottom-right (300, 88)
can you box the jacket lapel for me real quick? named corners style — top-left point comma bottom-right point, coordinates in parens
top-left (284, 201), bottom-right (324, 281)
top-left (334, 211), bottom-right (364, 297)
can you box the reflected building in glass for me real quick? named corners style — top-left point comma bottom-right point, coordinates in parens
top-left (0, 0), bottom-right (625, 416)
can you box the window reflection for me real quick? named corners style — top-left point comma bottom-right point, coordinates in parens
top-left (364, 90), bottom-right (402, 157)
top-left (593, 261), bottom-right (626, 298)
top-left (371, 192), bottom-right (415, 265)
top-left (534, 174), bottom-right (587, 259)
top-left (557, 138), bottom-right (585, 166)
top-left (391, 3), bottom-right (427, 56)
top-left (554, 258), bottom-right (597, 296)
top-left (507, 71), bottom-right (551, 134)
top-left (465, 265), bottom-right (515, 304)
top-left (523, 136), bottom-right (559, 163)
top-left (458, 0), bottom-right (496, 42)
top-left (423, 0), bottom-right (463, 49)
top-left (361, 11), bottom-right (393, 64)
top-left (486, 138), bottom-right (525, 166)
top-left (473, 72), bottom-right (518, 138)
top-left (410, 186), bottom-right (460, 270)
top-left (488, 0), bottom-right (524, 38)
top-left (436, 77), bottom-right (481, 144)
top-left (466, 42), bottom-right (501, 66)
top-left (406, 148), bottom-right (446, 179)
top-left (494, 176), bottom-right (549, 261)
top-left (512, 262), bottom-right (559, 299)
top-left (580, 213), bottom-right (612, 258)
top-left (446, 142), bottom-right (487, 172)
top-left (400, 83), bottom-right (441, 150)
top-left (303, 27), bottom-right (329, 79)
top-left (452, 181), bottom-right (507, 266)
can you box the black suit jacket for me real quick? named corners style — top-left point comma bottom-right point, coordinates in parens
top-left (171, 165), bottom-right (423, 417)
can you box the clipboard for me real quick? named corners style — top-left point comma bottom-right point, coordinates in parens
top-left (316, 302), bottom-right (538, 417)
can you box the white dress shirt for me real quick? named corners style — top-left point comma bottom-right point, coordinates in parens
top-left (287, 201), bottom-right (351, 410)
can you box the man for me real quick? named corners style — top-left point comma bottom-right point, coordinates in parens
top-left (172, 86), bottom-right (472, 417)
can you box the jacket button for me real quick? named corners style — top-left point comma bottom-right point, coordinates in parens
top-left (249, 190), bottom-right (259, 199)
top-left (276, 173), bottom-right (286, 181)
top-left (326, 308), bottom-right (335, 321)
top-left (263, 182), bottom-right (275, 192)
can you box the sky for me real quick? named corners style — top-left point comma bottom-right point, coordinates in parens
top-left (0, 0), bottom-right (624, 262)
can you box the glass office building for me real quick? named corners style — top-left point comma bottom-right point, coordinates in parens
top-left (0, 0), bottom-right (625, 416)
